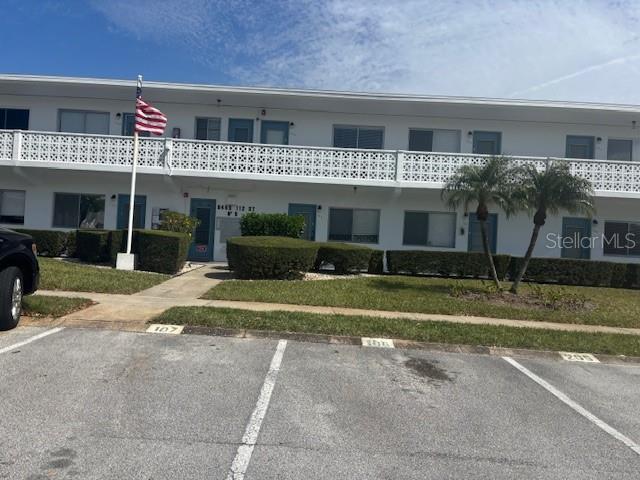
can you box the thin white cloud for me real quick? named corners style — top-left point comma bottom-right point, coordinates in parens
top-left (91, 0), bottom-right (640, 103)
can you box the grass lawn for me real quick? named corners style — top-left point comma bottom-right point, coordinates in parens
top-left (23, 295), bottom-right (93, 317)
top-left (39, 258), bottom-right (169, 294)
top-left (155, 307), bottom-right (640, 357)
top-left (204, 276), bottom-right (640, 329)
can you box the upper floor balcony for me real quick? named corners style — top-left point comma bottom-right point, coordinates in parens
top-left (1, 129), bottom-right (640, 198)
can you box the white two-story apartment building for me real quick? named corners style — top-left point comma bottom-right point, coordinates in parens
top-left (1, 74), bottom-right (640, 262)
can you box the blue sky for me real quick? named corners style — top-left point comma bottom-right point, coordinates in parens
top-left (3, 0), bottom-right (640, 103)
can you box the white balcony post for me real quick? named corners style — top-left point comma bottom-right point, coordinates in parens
top-left (164, 137), bottom-right (173, 175)
top-left (12, 131), bottom-right (22, 164)
top-left (395, 151), bottom-right (405, 182)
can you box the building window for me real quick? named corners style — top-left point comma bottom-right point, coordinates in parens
top-left (607, 139), bottom-right (632, 161)
top-left (603, 221), bottom-right (640, 256)
top-left (408, 129), bottom-right (461, 152)
top-left (0, 190), bottom-right (25, 224)
top-left (333, 126), bottom-right (384, 149)
top-left (403, 211), bottom-right (456, 248)
top-left (53, 193), bottom-right (105, 229)
top-left (59, 110), bottom-right (109, 134)
top-left (328, 208), bottom-right (380, 243)
top-left (473, 131), bottom-right (502, 155)
top-left (121, 113), bottom-right (149, 137)
top-left (228, 118), bottom-right (254, 143)
top-left (0, 108), bottom-right (29, 130)
top-left (195, 117), bottom-right (221, 140)
top-left (565, 135), bottom-right (595, 159)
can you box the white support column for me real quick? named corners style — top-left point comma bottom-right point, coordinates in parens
top-left (164, 138), bottom-right (173, 175)
top-left (12, 131), bottom-right (22, 165)
top-left (395, 151), bottom-right (405, 183)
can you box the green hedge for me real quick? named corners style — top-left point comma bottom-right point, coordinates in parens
top-left (386, 250), bottom-right (511, 280)
top-left (136, 230), bottom-right (190, 274)
top-left (227, 236), bottom-right (318, 279)
top-left (75, 229), bottom-right (188, 273)
top-left (314, 242), bottom-right (373, 274)
top-left (368, 250), bottom-right (384, 274)
top-left (240, 213), bottom-right (305, 238)
top-left (509, 257), bottom-right (640, 288)
top-left (75, 230), bottom-right (112, 263)
top-left (13, 229), bottom-right (69, 257)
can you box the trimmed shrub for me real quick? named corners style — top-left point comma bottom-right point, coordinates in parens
top-left (65, 230), bottom-right (77, 257)
top-left (386, 250), bottom-right (511, 280)
top-left (227, 236), bottom-right (318, 279)
top-left (368, 249), bottom-right (384, 274)
top-left (314, 242), bottom-right (373, 274)
top-left (136, 230), bottom-right (190, 274)
top-left (75, 229), bottom-right (126, 264)
top-left (76, 230), bottom-right (111, 263)
top-left (240, 213), bottom-right (305, 238)
top-left (13, 229), bottom-right (69, 257)
top-left (508, 257), bottom-right (639, 288)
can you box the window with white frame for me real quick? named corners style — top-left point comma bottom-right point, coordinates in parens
top-left (607, 139), bottom-right (632, 161)
top-left (0, 190), bottom-right (25, 224)
top-left (328, 208), bottom-right (380, 243)
top-left (59, 110), bottom-right (109, 134)
top-left (333, 125), bottom-right (384, 149)
top-left (53, 193), bottom-right (105, 229)
top-left (403, 211), bottom-right (456, 247)
top-left (408, 129), bottom-right (461, 153)
top-left (603, 221), bottom-right (640, 256)
top-left (195, 117), bottom-right (221, 140)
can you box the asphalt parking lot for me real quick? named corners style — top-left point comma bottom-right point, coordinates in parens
top-left (0, 326), bottom-right (638, 479)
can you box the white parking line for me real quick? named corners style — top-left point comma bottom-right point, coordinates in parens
top-left (503, 356), bottom-right (640, 456)
top-left (0, 327), bottom-right (64, 355)
top-left (226, 339), bottom-right (288, 480)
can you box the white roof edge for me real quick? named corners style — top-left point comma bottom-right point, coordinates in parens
top-left (1, 73), bottom-right (639, 114)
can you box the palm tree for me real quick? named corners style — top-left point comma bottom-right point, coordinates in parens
top-left (442, 156), bottom-right (520, 289)
top-left (509, 161), bottom-right (595, 294)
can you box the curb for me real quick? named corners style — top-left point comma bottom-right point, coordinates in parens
top-left (179, 325), bottom-right (640, 366)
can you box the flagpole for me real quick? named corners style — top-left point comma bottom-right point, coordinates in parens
top-left (125, 128), bottom-right (139, 254)
top-left (126, 74), bottom-right (143, 255)
top-left (116, 74), bottom-right (143, 270)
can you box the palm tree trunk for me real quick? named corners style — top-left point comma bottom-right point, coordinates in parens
top-left (480, 219), bottom-right (501, 289)
top-left (510, 223), bottom-right (542, 294)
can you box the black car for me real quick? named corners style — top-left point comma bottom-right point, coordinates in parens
top-left (0, 229), bottom-right (39, 330)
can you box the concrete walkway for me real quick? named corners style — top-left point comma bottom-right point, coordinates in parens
top-left (33, 268), bottom-right (640, 336)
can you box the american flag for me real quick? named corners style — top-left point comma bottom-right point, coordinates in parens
top-left (135, 97), bottom-right (167, 136)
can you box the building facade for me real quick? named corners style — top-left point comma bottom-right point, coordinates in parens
top-left (1, 75), bottom-right (640, 263)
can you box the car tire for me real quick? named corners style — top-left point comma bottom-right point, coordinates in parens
top-left (0, 267), bottom-right (23, 331)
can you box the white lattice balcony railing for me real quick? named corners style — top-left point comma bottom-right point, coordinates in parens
top-left (1, 130), bottom-right (640, 196)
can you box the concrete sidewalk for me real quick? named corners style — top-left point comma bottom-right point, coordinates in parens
top-left (33, 270), bottom-right (640, 337)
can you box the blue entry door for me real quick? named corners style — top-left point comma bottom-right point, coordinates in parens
top-left (562, 217), bottom-right (591, 259)
top-left (468, 213), bottom-right (498, 253)
top-left (189, 198), bottom-right (216, 262)
top-left (260, 121), bottom-right (289, 145)
top-left (288, 203), bottom-right (317, 241)
top-left (117, 194), bottom-right (147, 229)
top-left (228, 119), bottom-right (254, 143)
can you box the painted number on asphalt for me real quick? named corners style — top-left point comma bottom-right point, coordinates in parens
top-left (559, 351), bottom-right (600, 363)
top-left (362, 337), bottom-right (395, 348)
top-left (146, 324), bottom-right (184, 335)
